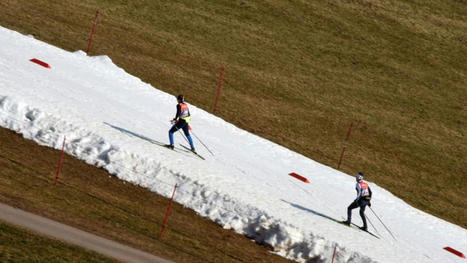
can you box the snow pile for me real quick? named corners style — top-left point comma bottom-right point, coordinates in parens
top-left (0, 26), bottom-right (466, 263)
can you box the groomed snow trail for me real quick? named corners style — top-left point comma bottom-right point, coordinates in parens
top-left (0, 26), bottom-right (466, 263)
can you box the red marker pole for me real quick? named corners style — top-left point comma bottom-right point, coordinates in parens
top-left (159, 184), bottom-right (178, 238)
top-left (86, 9), bottom-right (100, 55)
top-left (337, 122), bottom-right (354, 169)
top-left (331, 244), bottom-right (337, 263)
top-left (212, 66), bottom-right (225, 114)
top-left (54, 137), bottom-right (66, 185)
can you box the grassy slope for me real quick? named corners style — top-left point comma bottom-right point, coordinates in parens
top-left (0, 0), bottom-right (465, 229)
top-left (0, 128), bottom-right (291, 263)
top-left (0, 221), bottom-right (118, 263)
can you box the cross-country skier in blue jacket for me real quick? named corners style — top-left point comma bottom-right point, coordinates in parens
top-left (342, 172), bottom-right (372, 231)
top-left (166, 94), bottom-right (196, 152)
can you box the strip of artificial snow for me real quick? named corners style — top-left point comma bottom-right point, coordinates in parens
top-left (0, 26), bottom-right (465, 263)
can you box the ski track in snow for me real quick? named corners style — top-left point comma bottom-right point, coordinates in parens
top-left (0, 26), bottom-right (466, 263)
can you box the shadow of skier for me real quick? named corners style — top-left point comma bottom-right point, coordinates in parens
top-left (281, 199), bottom-right (342, 224)
top-left (103, 122), bottom-right (166, 146)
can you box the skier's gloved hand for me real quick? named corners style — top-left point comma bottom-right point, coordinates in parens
top-left (170, 119), bottom-right (178, 125)
top-left (368, 202), bottom-right (372, 207)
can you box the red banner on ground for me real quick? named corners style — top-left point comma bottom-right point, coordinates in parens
top-left (289, 172), bottom-right (310, 183)
top-left (30, 58), bottom-right (51, 68)
top-left (444, 247), bottom-right (466, 258)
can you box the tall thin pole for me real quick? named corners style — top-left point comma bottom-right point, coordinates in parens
top-left (213, 66), bottom-right (225, 114)
top-left (337, 122), bottom-right (354, 169)
top-left (331, 244), bottom-right (337, 263)
top-left (54, 136), bottom-right (66, 185)
top-left (160, 184), bottom-right (178, 238)
top-left (86, 9), bottom-right (100, 55)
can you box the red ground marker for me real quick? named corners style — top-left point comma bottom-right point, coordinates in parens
top-left (30, 58), bottom-right (51, 69)
top-left (289, 172), bottom-right (310, 183)
top-left (444, 247), bottom-right (466, 258)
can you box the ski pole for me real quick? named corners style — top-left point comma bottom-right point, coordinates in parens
top-left (189, 126), bottom-right (214, 156)
top-left (170, 120), bottom-right (190, 145)
top-left (365, 214), bottom-right (381, 236)
top-left (369, 207), bottom-right (396, 241)
top-left (176, 127), bottom-right (190, 145)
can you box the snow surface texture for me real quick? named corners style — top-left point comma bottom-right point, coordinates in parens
top-left (0, 26), bottom-right (466, 263)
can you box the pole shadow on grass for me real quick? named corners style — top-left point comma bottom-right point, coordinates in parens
top-left (281, 199), bottom-right (342, 224)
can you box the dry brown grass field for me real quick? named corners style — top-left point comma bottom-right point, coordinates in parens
top-left (0, 127), bottom-right (292, 262)
top-left (0, 221), bottom-right (118, 262)
top-left (0, 0), bottom-right (465, 242)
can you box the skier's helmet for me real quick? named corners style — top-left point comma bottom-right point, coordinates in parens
top-left (356, 172), bottom-right (363, 181)
top-left (177, 94), bottom-right (184, 102)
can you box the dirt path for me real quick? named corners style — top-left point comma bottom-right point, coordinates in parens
top-left (0, 202), bottom-right (173, 263)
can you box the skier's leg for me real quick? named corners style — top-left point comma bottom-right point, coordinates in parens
top-left (347, 201), bottom-right (359, 223)
top-left (168, 125), bottom-right (178, 146)
top-left (359, 202), bottom-right (368, 229)
top-left (187, 135), bottom-right (195, 150)
top-left (182, 124), bottom-right (195, 150)
top-left (169, 132), bottom-right (174, 145)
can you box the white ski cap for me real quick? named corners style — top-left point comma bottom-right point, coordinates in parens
top-left (356, 172), bottom-right (363, 181)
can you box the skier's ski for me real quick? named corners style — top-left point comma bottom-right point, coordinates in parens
top-left (179, 144), bottom-right (205, 160)
top-left (149, 140), bottom-right (192, 154)
top-left (351, 222), bottom-right (380, 239)
top-left (338, 221), bottom-right (380, 239)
